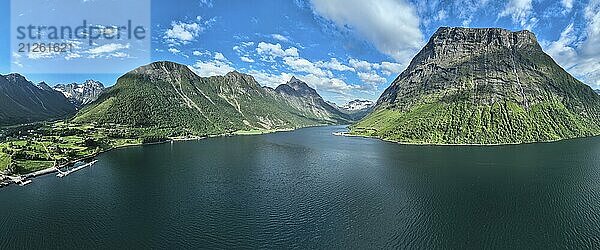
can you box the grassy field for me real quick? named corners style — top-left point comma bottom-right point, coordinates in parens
top-left (17, 160), bottom-right (54, 173)
top-left (0, 151), bottom-right (10, 172)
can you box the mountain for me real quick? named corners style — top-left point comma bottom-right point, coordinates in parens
top-left (595, 89), bottom-right (600, 95)
top-left (269, 76), bottom-right (351, 123)
top-left (54, 80), bottom-right (105, 107)
top-left (350, 27), bottom-right (600, 144)
top-left (0, 74), bottom-right (77, 126)
top-left (331, 99), bottom-right (375, 120)
top-left (342, 99), bottom-right (374, 111)
top-left (74, 61), bottom-right (348, 135)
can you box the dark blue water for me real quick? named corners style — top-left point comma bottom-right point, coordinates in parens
top-left (1, 126), bottom-right (600, 248)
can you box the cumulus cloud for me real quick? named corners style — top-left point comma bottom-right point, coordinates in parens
top-left (310, 0), bottom-right (423, 63)
top-left (240, 56), bottom-right (255, 63)
top-left (499, 0), bottom-right (538, 30)
top-left (87, 43), bottom-right (130, 54)
top-left (164, 21), bottom-right (202, 44)
top-left (247, 70), bottom-right (293, 88)
top-left (316, 58), bottom-right (355, 72)
top-left (271, 34), bottom-right (290, 42)
top-left (163, 16), bottom-right (214, 46)
top-left (298, 74), bottom-right (360, 93)
top-left (545, 0), bottom-right (600, 87)
top-left (214, 52), bottom-right (227, 61)
top-left (256, 42), bottom-right (299, 61)
top-left (378, 62), bottom-right (404, 76)
top-left (168, 47), bottom-right (181, 54)
top-left (85, 43), bottom-right (131, 59)
top-left (357, 71), bottom-right (387, 84)
top-left (283, 57), bottom-right (330, 78)
top-left (191, 52), bottom-right (235, 77)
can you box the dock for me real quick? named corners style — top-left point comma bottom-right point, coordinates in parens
top-left (57, 160), bottom-right (98, 178)
top-left (6, 175), bottom-right (32, 186)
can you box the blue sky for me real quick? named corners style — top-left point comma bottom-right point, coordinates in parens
top-left (1, 0), bottom-right (599, 104)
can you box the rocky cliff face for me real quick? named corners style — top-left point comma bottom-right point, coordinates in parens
top-left (54, 80), bottom-right (105, 107)
top-left (352, 27), bottom-right (600, 144)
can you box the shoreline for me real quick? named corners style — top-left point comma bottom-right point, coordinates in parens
top-left (1, 125), bottom-right (326, 187)
top-left (334, 131), bottom-right (600, 147)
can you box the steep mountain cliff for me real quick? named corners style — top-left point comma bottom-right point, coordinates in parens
top-left (54, 80), bottom-right (105, 107)
top-left (74, 61), bottom-right (346, 135)
top-left (0, 74), bottom-right (76, 126)
top-left (351, 27), bottom-right (600, 144)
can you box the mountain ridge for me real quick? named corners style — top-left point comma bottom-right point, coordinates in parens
top-left (73, 61), bottom-right (350, 136)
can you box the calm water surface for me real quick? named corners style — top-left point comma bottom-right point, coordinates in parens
top-left (1, 126), bottom-right (600, 248)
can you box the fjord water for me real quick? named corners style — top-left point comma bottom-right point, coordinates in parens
top-left (1, 126), bottom-right (600, 248)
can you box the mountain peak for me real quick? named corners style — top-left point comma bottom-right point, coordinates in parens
top-left (36, 82), bottom-right (53, 91)
top-left (3, 73), bottom-right (29, 85)
top-left (128, 61), bottom-right (197, 82)
top-left (131, 61), bottom-right (192, 75)
top-left (428, 27), bottom-right (538, 49)
top-left (277, 77), bottom-right (320, 98)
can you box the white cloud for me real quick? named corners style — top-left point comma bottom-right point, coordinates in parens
top-left (256, 42), bottom-right (299, 61)
top-left (247, 70), bottom-right (293, 88)
top-left (378, 61), bottom-right (404, 76)
top-left (214, 52), bottom-right (227, 61)
top-left (545, 0), bottom-right (600, 87)
top-left (85, 43), bottom-right (130, 58)
top-left (357, 71), bottom-right (387, 84)
top-left (65, 53), bottom-right (82, 60)
top-left (271, 34), bottom-right (290, 42)
top-left (298, 74), bottom-right (360, 94)
top-left (310, 0), bottom-right (423, 63)
top-left (87, 43), bottom-right (130, 54)
top-left (499, 0), bottom-right (537, 30)
top-left (192, 53), bottom-right (235, 77)
top-left (347, 58), bottom-right (403, 86)
top-left (283, 57), bottom-right (330, 77)
top-left (316, 58), bottom-right (355, 72)
top-left (164, 19), bottom-right (203, 46)
top-left (168, 47), bottom-right (181, 54)
top-left (434, 9), bottom-right (448, 21)
top-left (349, 59), bottom-right (375, 72)
top-left (240, 56), bottom-right (255, 63)
top-left (562, 0), bottom-right (574, 12)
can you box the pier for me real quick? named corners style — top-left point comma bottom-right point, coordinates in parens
top-left (56, 160), bottom-right (98, 178)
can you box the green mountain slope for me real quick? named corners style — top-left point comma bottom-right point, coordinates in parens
top-left (0, 74), bottom-right (76, 126)
top-left (74, 61), bottom-right (347, 135)
top-left (350, 27), bottom-right (600, 144)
